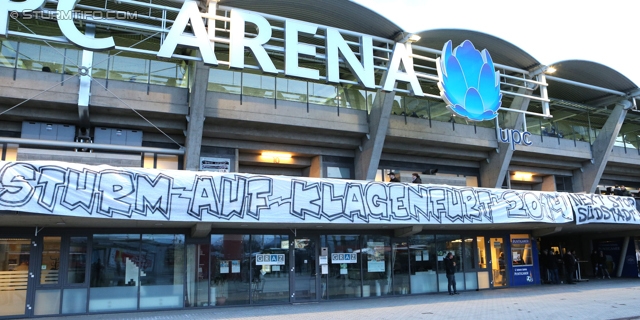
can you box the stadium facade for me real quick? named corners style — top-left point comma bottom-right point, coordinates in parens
top-left (0, 0), bottom-right (639, 317)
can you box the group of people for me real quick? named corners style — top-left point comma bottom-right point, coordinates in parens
top-left (539, 249), bottom-right (579, 284)
top-left (387, 172), bottom-right (422, 183)
top-left (603, 185), bottom-right (632, 196)
top-left (540, 249), bottom-right (612, 285)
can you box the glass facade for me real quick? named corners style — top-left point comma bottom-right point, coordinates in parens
top-left (0, 230), bottom-right (530, 316)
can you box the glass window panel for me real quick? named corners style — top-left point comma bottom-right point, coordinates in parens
top-left (110, 54), bottom-right (149, 83)
top-left (477, 237), bottom-right (487, 269)
top-left (0, 40), bottom-right (18, 68)
top-left (139, 234), bottom-right (185, 310)
top-left (323, 235), bottom-right (360, 299)
top-left (156, 155), bottom-right (179, 170)
top-left (250, 234), bottom-right (290, 304)
top-left (363, 235), bottom-right (390, 297)
top-left (34, 289), bottom-right (61, 315)
top-left (210, 234), bottom-right (250, 306)
top-left (186, 243), bottom-right (210, 307)
top-left (61, 288), bottom-right (87, 314)
top-left (326, 167), bottom-right (351, 179)
top-left (490, 237), bottom-right (506, 287)
top-left (341, 87), bottom-right (367, 110)
top-left (208, 69), bottom-right (241, 93)
top-left (430, 102), bottom-right (453, 122)
top-left (18, 41), bottom-right (65, 72)
top-left (464, 272), bottom-right (478, 290)
top-left (391, 96), bottom-right (404, 116)
top-left (0, 238), bottom-right (30, 317)
top-left (510, 234), bottom-right (533, 266)
top-left (91, 52), bottom-right (109, 80)
top-left (150, 60), bottom-right (188, 87)
top-left (462, 237), bottom-right (476, 271)
top-left (408, 235), bottom-right (437, 294)
top-left (277, 78), bottom-right (307, 103)
top-left (308, 82), bottom-right (337, 106)
top-left (41, 236), bottom-right (61, 285)
top-left (67, 237), bottom-right (87, 284)
top-left (391, 240), bottom-right (409, 295)
top-left (405, 96), bottom-right (429, 119)
top-left (60, 48), bottom-right (82, 75)
top-left (243, 72), bottom-right (275, 99)
top-left (89, 234), bottom-right (140, 312)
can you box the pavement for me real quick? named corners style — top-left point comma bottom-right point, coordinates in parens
top-left (44, 278), bottom-right (640, 320)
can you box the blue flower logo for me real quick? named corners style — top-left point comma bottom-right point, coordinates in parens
top-left (437, 40), bottom-right (502, 121)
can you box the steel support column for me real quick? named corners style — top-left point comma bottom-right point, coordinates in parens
top-left (572, 101), bottom-right (632, 193)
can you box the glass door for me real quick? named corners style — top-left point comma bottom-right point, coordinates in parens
top-left (291, 237), bottom-right (318, 302)
top-left (0, 238), bottom-right (36, 318)
top-left (489, 237), bottom-right (507, 287)
top-left (476, 237), bottom-right (490, 289)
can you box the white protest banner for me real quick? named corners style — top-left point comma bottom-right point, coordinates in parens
top-left (567, 193), bottom-right (640, 225)
top-left (0, 161), bottom-right (575, 225)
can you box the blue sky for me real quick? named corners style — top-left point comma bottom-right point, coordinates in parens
top-left (352, 0), bottom-right (640, 88)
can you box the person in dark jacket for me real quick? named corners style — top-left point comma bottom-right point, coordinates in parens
top-left (598, 251), bottom-right (611, 279)
top-left (547, 250), bottom-right (559, 284)
top-left (411, 173), bottom-right (422, 184)
top-left (387, 172), bottom-right (400, 182)
top-left (590, 250), bottom-right (599, 277)
top-left (444, 252), bottom-right (458, 295)
top-left (564, 250), bottom-right (577, 284)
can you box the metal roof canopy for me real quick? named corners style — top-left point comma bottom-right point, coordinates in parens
top-left (413, 29), bottom-right (541, 71)
top-left (219, 0), bottom-right (403, 39)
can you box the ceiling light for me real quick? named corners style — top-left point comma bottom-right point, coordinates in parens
top-left (545, 66), bottom-right (557, 74)
top-left (262, 151), bottom-right (291, 160)
top-left (408, 34), bottom-right (421, 42)
top-left (512, 172), bottom-right (533, 180)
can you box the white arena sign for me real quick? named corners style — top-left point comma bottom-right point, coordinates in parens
top-left (0, 0), bottom-right (423, 95)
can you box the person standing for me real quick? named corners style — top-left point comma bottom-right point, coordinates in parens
top-left (387, 172), bottom-right (400, 182)
top-left (564, 250), bottom-right (577, 284)
top-left (444, 252), bottom-right (459, 295)
top-left (598, 251), bottom-right (611, 279)
top-left (590, 250), bottom-right (599, 277)
top-left (547, 250), bottom-right (559, 284)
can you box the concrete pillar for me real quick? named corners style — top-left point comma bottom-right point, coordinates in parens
top-left (479, 85), bottom-right (534, 188)
top-left (354, 90), bottom-right (396, 180)
top-left (183, 60), bottom-right (209, 170)
top-left (531, 175), bottom-right (556, 191)
top-left (572, 101), bottom-right (632, 193)
top-left (307, 155), bottom-right (323, 178)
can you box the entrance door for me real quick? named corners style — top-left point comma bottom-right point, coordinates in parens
top-left (489, 237), bottom-right (507, 287)
top-left (291, 237), bottom-right (318, 302)
top-left (0, 237), bottom-right (37, 318)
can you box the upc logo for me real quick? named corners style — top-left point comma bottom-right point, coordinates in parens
top-left (437, 40), bottom-right (502, 122)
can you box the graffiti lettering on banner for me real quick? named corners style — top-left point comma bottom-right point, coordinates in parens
top-left (568, 193), bottom-right (640, 225)
top-left (0, 161), bottom-right (578, 225)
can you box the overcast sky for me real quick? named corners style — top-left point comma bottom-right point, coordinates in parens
top-left (352, 0), bottom-right (640, 87)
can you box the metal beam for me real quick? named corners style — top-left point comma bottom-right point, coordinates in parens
top-left (354, 89), bottom-right (396, 180)
top-left (479, 83), bottom-right (535, 188)
top-left (572, 101), bottom-right (632, 193)
top-left (0, 137), bottom-right (184, 155)
top-left (183, 60), bottom-right (209, 170)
